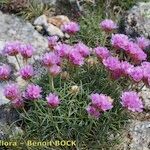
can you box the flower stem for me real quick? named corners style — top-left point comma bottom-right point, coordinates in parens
top-left (15, 55), bottom-right (21, 69)
top-left (51, 76), bottom-right (55, 91)
top-left (49, 74), bottom-right (55, 91)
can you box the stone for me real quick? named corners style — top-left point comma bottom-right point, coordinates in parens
top-left (128, 120), bottom-right (150, 150)
top-left (47, 15), bottom-right (70, 28)
top-left (34, 14), bottom-right (67, 37)
top-left (36, 0), bottom-right (57, 5)
top-left (0, 11), bottom-right (48, 105)
top-left (124, 2), bottom-right (150, 38)
top-left (139, 86), bottom-right (150, 110)
top-left (0, 83), bottom-right (9, 106)
top-left (33, 14), bottom-right (48, 26)
top-left (0, 105), bottom-right (22, 140)
top-left (45, 23), bottom-right (64, 37)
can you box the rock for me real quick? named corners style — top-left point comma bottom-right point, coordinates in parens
top-left (35, 25), bottom-right (44, 33)
top-left (139, 86), bottom-right (150, 110)
top-left (36, 0), bottom-right (57, 5)
top-left (0, 105), bottom-right (22, 140)
top-left (33, 14), bottom-right (48, 26)
top-left (0, 83), bottom-right (9, 105)
top-left (45, 23), bottom-right (64, 37)
top-left (124, 2), bottom-right (150, 38)
top-left (0, 11), bottom-right (48, 55)
top-left (0, 11), bottom-right (48, 104)
top-left (34, 14), bottom-right (67, 37)
top-left (47, 15), bottom-right (70, 28)
top-left (128, 120), bottom-right (150, 150)
top-left (0, 10), bottom-right (48, 68)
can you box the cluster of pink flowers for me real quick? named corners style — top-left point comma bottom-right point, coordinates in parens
top-left (4, 83), bottom-right (24, 108)
top-left (86, 93), bottom-right (113, 119)
top-left (94, 46), bottom-right (111, 60)
top-left (61, 22), bottom-right (80, 35)
top-left (46, 93), bottom-right (60, 108)
top-left (48, 65), bottom-right (61, 77)
top-left (55, 43), bottom-right (72, 58)
top-left (3, 41), bottom-right (35, 59)
top-left (54, 42), bottom-right (90, 66)
top-left (121, 91), bottom-right (143, 112)
top-left (100, 19), bottom-right (117, 32)
top-left (42, 51), bottom-right (61, 77)
top-left (42, 52), bottom-right (60, 67)
top-left (48, 36), bottom-right (59, 50)
top-left (0, 64), bottom-right (11, 80)
top-left (101, 55), bottom-right (150, 83)
top-left (19, 44), bottom-right (35, 59)
top-left (136, 37), bottom-right (150, 50)
top-left (111, 34), bottom-right (147, 63)
top-left (73, 42), bottom-right (90, 57)
top-left (20, 65), bottom-right (34, 80)
top-left (24, 84), bottom-right (42, 100)
top-left (4, 83), bottom-right (21, 100)
top-left (3, 41), bottom-right (21, 56)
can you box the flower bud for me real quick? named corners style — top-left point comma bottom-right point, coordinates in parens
top-left (70, 85), bottom-right (80, 94)
top-left (60, 71), bottom-right (70, 80)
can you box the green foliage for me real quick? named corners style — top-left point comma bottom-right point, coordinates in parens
top-left (17, 0), bottom-right (52, 21)
top-left (0, 0), bottom-right (10, 4)
top-left (16, 64), bottom-right (129, 149)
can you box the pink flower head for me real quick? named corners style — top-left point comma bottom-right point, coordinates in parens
top-left (100, 19), bottom-right (117, 32)
top-left (55, 43), bottom-right (72, 58)
top-left (125, 42), bottom-right (147, 63)
top-left (120, 61), bottom-right (133, 76)
top-left (11, 98), bottom-right (24, 108)
top-left (134, 50), bottom-right (147, 63)
top-left (46, 93), bottom-right (60, 108)
top-left (48, 36), bottom-right (59, 50)
top-left (102, 56), bottom-right (120, 71)
top-left (61, 22), bottom-right (80, 35)
top-left (128, 66), bottom-right (143, 82)
top-left (69, 50), bottom-right (84, 66)
top-left (94, 46), bottom-right (111, 60)
top-left (4, 83), bottom-right (21, 100)
top-left (20, 44), bottom-right (35, 59)
top-left (90, 93), bottom-right (113, 111)
top-left (111, 34), bottom-right (129, 50)
top-left (0, 64), bottom-right (11, 80)
top-left (74, 42), bottom-right (90, 57)
top-left (136, 37), bottom-right (150, 50)
top-left (42, 52), bottom-right (60, 67)
top-left (3, 41), bottom-right (21, 56)
top-left (121, 91), bottom-right (143, 112)
top-left (25, 84), bottom-right (42, 100)
top-left (48, 65), bottom-right (61, 77)
top-left (86, 104), bottom-right (101, 119)
top-left (141, 62), bottom-right (150, 85)
top-left (141, 62), bottom-right (150, 79)
top-left (20, 65), bottom-right (34, 80)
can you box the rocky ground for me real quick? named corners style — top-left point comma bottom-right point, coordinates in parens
top-left (0, 1), bottom-right (150, 150)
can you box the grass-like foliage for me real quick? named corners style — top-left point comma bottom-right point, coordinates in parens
top-left (16, 64), bottom-right (128, 149)
top-left (17, 0), bottom-right (52, 21)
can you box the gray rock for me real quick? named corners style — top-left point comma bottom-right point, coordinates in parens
top-left (0, 83), bottom-right (9, 105)
top-left (128, 120), bottom-right (150, 150)
top-left (36, 0), bottom-right (57, 5)
top-left (0, 11), bottom-right (48, 56)
top-left (45, 23), bottom-right (64, 37)
top-left (0, 11), bottom-right (48, 105)
top-left (124, 2), bottom-right (150, 38)
top-left (33, 14), bottom-right (48, 26)
top-left (139, 86), bottom-right (150, 110)
top-left (34, 14), bottom-right (66, 37)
